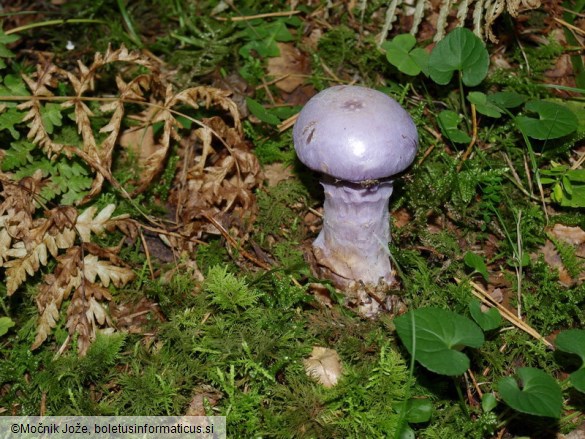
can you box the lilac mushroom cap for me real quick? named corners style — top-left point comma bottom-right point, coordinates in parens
top-left (293, 85), bottom-right (419, 316)
top-left (293, 85), bottom-right (418, 183)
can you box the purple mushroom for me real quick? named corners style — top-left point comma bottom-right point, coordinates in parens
top-left (293, 85), bottom-right (418, 316)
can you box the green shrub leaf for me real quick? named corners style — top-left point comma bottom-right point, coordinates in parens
top-left (469, 299), bottom-right (501, 331)
top-left (488, 91), bottom-right (525, 109)
top-left (516, 100), bottom-right (578, 140)
top-left (404, 398), bottom-right (433, 423)
top-left (437, 110), bottom-right (471, 143)
top-left (246, 98), bottom-right (280, 125)
top-left (463, 251), bottom-right (489, 280)
top-left (0, 29), bottom-right (19, 68)
top-left (240, 20), bottom-right (293, 58)
top-left (428, 28), bottom-right (489, 86)
top-left (481, 393), bottom-right (497, 413)
top-left (382, 34), bottom-right (429, 76)
top-left (0, 317), bottom-right (15, 337)
top-left (395, 307), bottom-right (484, 376)
top-left (467, 92), bottom-right (503, 118)
top-left (497, 367), bottom-right (562, 418)
top-left (555, 329), bottom-right (585, 393)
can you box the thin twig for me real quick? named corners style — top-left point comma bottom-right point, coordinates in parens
top-left (278, 113), bottom-right (298, 132)
top-left (523, 154), bottom-right (533, 195)
top-left (307, 206), bottom-right (323, 218)
top-left (255, 74), bottom-right (292, 89)
top-left (515, 210), bottom-right (523, 319)
top-left (501, 152), bottom-right (540, 201)
top-left (319, 59), bottom-right (343, 84)
top-left (466, 369), bottom-right (483, 398)
top-left (215, 10), bottom-right (301, 22)
top-left (139, 227), bottom-right (155, 281)
top-left (202, 213), bottom-right (272, 270)
top-left (455, 278), bottom-right (553, 348)
top-left (554, 17), bottom-right (585, 37)
top-left (417, 143), bottom-right (437, 166)
top-left (457, 104), bottom-right (477, 171)
top-left (571, 151), bottom-right (585, 170)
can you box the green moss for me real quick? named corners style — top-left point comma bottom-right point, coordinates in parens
top-left (195, 239), bottom-right (231, 274)
top-left (523, 258), bottom-right (585, 334)
top-left (316, 25), bottom-right (357, 72)
top-left (30, 332), bottom-right (126, 415)
top-left (314, 26), bottom-right (388, 82)
top-left (204, 265), bottom-right (260, 312)
top-left (248, 125), bottom-right (296, 165)
top-left (256, 180), bottom-right (310, 241)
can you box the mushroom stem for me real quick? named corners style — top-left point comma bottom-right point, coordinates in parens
top-left (312, 180), bottom-right (395, 290)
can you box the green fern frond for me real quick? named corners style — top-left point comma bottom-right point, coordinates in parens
top-left (204, 265), bottom-right (259, 312)
top-left (1, 140), bottom-right (34, 170)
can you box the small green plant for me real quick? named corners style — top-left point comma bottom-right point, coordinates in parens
top-left (395, 305), bottom-right (585, 424)
top-left (555, 329), bottom-right (585, 393)
top-left (0, 316), bottom-right (15, 337)
top-left (541, 165), bottom-right (585, 207)
top-left (496, 367), bottom-right (563, 418)
top-left (468, 299), bottom-right (502, 332)
top-left (385, 27), bottom-right (581, 215)
top-left (394, 307), bottom-right (485, 376)
top-left (204, 265), bottom-right (260, 312)
top-left (382, 33), bottom-right (428, 77)
top-left (463, 252), bottom-right (489, 281)
top-left (427, 28), bottom-right (489, 87)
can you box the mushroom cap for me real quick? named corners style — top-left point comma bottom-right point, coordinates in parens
top-left (293, 85), bottom-right (418, 182)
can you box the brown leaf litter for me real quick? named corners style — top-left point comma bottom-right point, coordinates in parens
top-left (1, 44), bottom-right (265, 353)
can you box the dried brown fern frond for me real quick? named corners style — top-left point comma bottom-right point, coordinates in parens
top-left (0, 175), bottom-right (134, 354)
top-left (18, 64), bottom-right (69, 156)
top-left (2, 44), bottom-right (262, 352)
top-left (376, 0), bottom-right (542, 43)
top-left (169, 113), bottom-right (262, 246)
top-left (12, 44), bottom-right (261, 231)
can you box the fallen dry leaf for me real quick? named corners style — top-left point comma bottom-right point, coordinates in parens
top-left (119, 119), bottom-right (157, 163)
top-left (550, 224), bottom-right (585, 246)
top-left (303, 346), bottom-right (342, 388)
top-left (392, 208), bottom-right (412, 229)
top-left (538, 240), bottom-right (573, 286)
top-left (185, 385), bottom-right (222, 416)
top-left (267, 43), bottom-right (310, 93)
top-left (308, 283), bottom-right (334, 309)
top-left (263, 162), bottom-right (294, 187)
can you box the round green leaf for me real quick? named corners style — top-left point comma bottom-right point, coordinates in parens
top-left (469, 299), bottom-right (501, 331)
top-left (437, 110), bottom-right (471, 143)
top-left (488, 91), bottom-right (525, 109)
top-left (397, 424), bottom-right (415, 439)
top-left (481, 393), bottom-right (497, 413)
top-left (0, 317), bottom-right (15, 337)
top-left (463, 251), bottom-right (489, 280)
top-left (428, 28), bottom-right (489, 87)
top-left (516, 100), bottom-right (578, 140)
top-left (405, 398), bottom-right (433, 423)
top-left (497, 367), bottom-right (562, 418)
top-left (382, 34), bottom-right (429, 76)
top-left (555, 329), bottom-right (585, 393)
top-left (395, 307), bottom-right (485, 376)
top-left (568, 369), bottom-right (585, 394)
top-left (467, 92), bottom-right (503, 118)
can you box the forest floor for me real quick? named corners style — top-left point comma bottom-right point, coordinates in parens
top-left (1, 1), bottom-right (585, 438)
